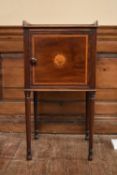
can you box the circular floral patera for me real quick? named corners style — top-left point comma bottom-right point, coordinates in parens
top-left (54, 54), bottom-right (66, 68)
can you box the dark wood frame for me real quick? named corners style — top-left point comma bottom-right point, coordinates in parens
top-left (23, 22), bottom-right (97, 161)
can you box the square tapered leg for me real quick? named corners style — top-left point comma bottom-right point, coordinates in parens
top-left (85, 92), bottom-right (90, 140)
top-left (34, 91), bottom-right (39, 139)
top-left (25, 91), bottom-right (32, 160)
top-left (88, 91), bottom-right (95, 161)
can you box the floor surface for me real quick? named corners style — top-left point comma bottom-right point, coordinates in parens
top-left (0, 133), bottom-right (117, 175)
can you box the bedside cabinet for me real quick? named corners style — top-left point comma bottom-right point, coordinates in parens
top-left (23, 22), bottom-right (97, 161)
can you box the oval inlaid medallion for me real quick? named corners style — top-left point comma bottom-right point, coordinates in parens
top-left (54, 54), bottom-right (66, 68)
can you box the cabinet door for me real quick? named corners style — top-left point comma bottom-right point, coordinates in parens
top-left (31, 33), bottom-right (89, 86)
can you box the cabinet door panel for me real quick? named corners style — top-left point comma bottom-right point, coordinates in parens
top-left (31, 34), bottom-right (88, 86)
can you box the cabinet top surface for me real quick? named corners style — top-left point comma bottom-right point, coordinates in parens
top-left (23, 23), bottom-right (98, 29)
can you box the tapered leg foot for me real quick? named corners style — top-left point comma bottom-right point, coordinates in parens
top-left (88, 149), bottom-right (93, 161)
top-left (27, 151), bottom-right (32, 160)
top-left (85, 130), bottom-right (89, 140)
top-left (34, 131), bottom-right (39, 140)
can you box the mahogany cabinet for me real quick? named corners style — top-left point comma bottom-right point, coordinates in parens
top-left (23, 22), bottom-right (97, 160)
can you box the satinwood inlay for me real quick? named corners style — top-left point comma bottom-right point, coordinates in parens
top-left (54, 54), bottom-right (66, 68)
